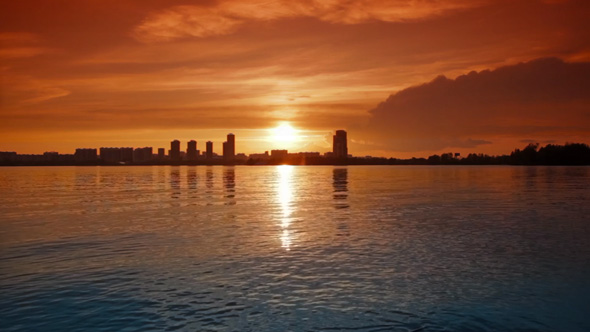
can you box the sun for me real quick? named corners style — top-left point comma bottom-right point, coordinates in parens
top-left (270, 123), bottom-right (299, 143)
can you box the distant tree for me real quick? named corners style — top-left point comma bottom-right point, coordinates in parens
top-left (537, 143), bottom-right (590, 165)
top-left (440, 153), bottom-right (454, 163)
top-left (510, 143), bottom-right (539, 165)
top-left (427, 154), bottom-right (441, 164)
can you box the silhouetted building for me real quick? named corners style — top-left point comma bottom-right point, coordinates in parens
top-left (298, 152), bottom-right (321, 158)
top-left (99, 147), bottom-right (132, 163)
top-left (187, 140), bottom-right (197, 161)
top-left (43, 152), bottom-right (59, 161)
top-left (120, 148), bottom-right (133, 163)
top-left (158, 148), bottom-right (165, 159)
top-left (271, 149), bottom-right (288, 159)
top-left (249, 151), bottom-right (269, 160)
top-left (74, 148), bottom-right (97, 162)
top-left (170, 140), bottom-right (181, 161)
top-left (133, 147), bottom-right (153, 163)
top-left (333, 130), bottom-right (348, 159)
top-left (99, 148), bottom-right (120, 163)
top-left (206, 141), bottom-right (213, 159)
top-left (235, 153), bottom-right (248, 162)
top-left (13, 154), bottom-right (45, 163)
top-left (223, 133), bottom-right (235, 160)
top-left (0, 151), bottom-right (17, 163)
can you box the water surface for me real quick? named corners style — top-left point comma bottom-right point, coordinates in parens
top-left (1, 166), bottom-right (589, 331)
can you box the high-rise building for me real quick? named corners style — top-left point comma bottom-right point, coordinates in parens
top-left (133, 147), bottom-right (153, 163)
top-left (228, 133), bottom-right (235, 157)
top-left (333, 130), bottom-right (348, 159)
top-left (170, 140), bottom-right (181, 161)
top-left (75, 148), bottom-right (97, 162)
top-left (187, 140), bottom-right (197, 161)
top-left (100, 147), bottom-right (121, 163)
top-left (120, 147), bottom-right (133, 163)
top-left (271, 149), bottom-right (288, 159)
top-left (158, 148), bottom-right (165, 159)
top-left (99, 147), bottom-right (133, 163)
top-left (206, 141), bottom-right (213, 159)
top-left (223, 133), bottom-right (235, 160)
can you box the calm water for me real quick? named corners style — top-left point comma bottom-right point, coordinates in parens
top-left (1, 166), bottom-right (589, 332)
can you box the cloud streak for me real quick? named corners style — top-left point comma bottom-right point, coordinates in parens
top-left (0, 32), bottom-right (54, 59)
top-left (134, 0), bottom-right (484, 41)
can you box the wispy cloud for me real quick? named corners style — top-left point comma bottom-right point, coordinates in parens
top-left (0, 32), bottom-right (39, 43)
top-left (0, 75), bottom-right (70, 105)
top-left (0, 32), bottom-right (54, 59)
top-left (133, 0), bottom-right (485, 41)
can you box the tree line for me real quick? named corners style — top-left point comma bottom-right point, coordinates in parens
top-left (408, 143), bottom-right (590, 165)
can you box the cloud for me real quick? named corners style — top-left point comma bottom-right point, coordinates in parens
top-left (133, 0), bottom-right (485, 41)
top-left (359, 57), bottom-right (590, 152)
top-left (0, 47), bottom-right (53, 59)
top-left (0, 32), bottom-right (39, 43)
top-left (0, 75), bottom-right (70, 105)
top-left (0, 32), bottom-right (53, 59)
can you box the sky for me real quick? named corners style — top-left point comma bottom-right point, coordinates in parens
top-left (1, 0), bottom-right (589, 158)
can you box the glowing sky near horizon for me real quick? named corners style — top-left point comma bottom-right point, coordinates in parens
top-left (1, 0), bottom-right (589, 157)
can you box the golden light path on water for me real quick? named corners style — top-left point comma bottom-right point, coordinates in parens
top-left (2, 166), bottom-right (590, 331)
top-left (277, 165), bottom-right (294, 250)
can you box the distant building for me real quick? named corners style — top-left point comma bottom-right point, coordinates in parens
top-left (120, 148), bottom-right (133, 163)
top-left (99, 147), bottom-right (120, 163)
top-left (333, 130), bottom-right (348, 159)
top-left (157, 148), bottom-right (165, 159)
top-left (271, 149), bottom-right (288, 159)
top-left (223, 133), bottom-right (235, 160)
top-left (249, 151), bottom-right (269, 160)
top-left (0, 151), bottom-right (18, 163)
top-left (99, 147), bottom-right (132, 163)
top-left (170, 140), bottom-right (181, 161)
top-left (75, 148), bottom-right (97, 162)
top-left (133, 147), bottom-right (153, 163)
top-left (43, 152), bottom-right (59, 162)
top-left (14, 154), bottom-right (45, 163)
top-left (235, 153), bottom-right (248, 162)
top-left (298, 152), bottom-right (321, 158)
top-left (206, 141), bottom-right (213, 159)
top-left (187, 140), bottom-right (197, 161)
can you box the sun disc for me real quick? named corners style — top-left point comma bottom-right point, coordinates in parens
top-left (271, 123), bottom-right (298, 142)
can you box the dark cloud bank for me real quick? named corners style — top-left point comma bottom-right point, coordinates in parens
top-left (359, 57), bottom-right (590, 152)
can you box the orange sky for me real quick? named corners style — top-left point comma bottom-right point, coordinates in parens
top-left (1, 0), bottom-right (589, 158)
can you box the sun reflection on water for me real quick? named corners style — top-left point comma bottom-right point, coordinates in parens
top-left (277, 165), bottom-right (294, 250)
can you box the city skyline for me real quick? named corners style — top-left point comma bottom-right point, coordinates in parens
top-left (1, 1), bottom-right (589, 158)
top-left (0, 129), bottom-right (353, 164)
top-left (2, 129), bottom-right (589, 166)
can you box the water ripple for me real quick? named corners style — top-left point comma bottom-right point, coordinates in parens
top-left (1, 166), bottom-right (590, 331)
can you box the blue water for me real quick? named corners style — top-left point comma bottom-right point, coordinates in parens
top-left (1, 166), bottom-right (589, 331)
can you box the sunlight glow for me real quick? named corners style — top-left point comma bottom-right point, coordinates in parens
top-left (277, 165), bottom-right (294, 250)
top-left (269, 122), bottom-right (299, 143)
